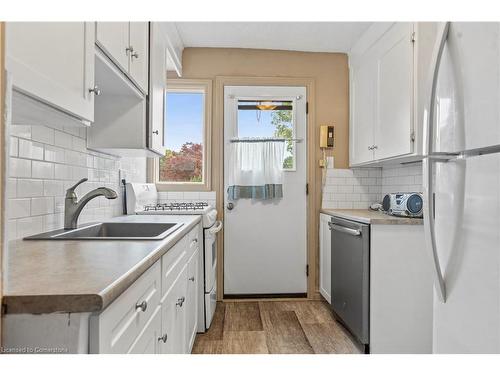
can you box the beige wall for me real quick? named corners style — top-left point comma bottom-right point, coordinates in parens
top-left (181, 47), bottom-right (349, 169)
top-left (179, 48), bottom-right (349, 297)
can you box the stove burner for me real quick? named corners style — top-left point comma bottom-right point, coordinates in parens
top-left (143, 202), bottom-right (209, 211)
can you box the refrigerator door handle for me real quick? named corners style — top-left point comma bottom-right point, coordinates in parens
top-left (422, 22), bottom-right (450, 303)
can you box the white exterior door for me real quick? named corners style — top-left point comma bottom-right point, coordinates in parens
top-left (223, 86), bottom-right (307, 296)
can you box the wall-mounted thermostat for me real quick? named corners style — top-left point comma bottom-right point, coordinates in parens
top-left (320, 125), bottom-right (334, 148)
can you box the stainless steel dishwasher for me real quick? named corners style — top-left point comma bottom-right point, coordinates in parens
top-left (329, 216), bottom-right (370, 348)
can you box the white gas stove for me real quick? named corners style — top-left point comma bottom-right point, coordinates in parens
top-left (126, 183), bottom-right (217, 228)
top-left (125, 183), bottom-right (220, 331)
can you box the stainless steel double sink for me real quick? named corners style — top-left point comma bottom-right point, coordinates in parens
top-left (24, 222), bottom-right (184, 240)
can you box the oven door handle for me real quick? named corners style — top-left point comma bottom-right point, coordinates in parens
top-left (208, 220), bottom-right (223, 234)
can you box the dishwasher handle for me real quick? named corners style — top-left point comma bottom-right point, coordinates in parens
top-left (328, 222), bottom-right (361, 236)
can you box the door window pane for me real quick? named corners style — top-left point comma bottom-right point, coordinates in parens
top-left (159, 92), bottom-right (204, 183)
top-left (237, 100), bottom-right (295, 170)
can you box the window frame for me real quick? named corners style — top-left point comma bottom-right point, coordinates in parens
top-left (149, 79), bottom-right (212, 191)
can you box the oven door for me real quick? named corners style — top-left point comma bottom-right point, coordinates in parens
top-left (204, 220), bottom-right (222, 293)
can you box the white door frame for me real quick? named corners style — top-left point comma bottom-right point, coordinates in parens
top-left (222, 85), bottom-right (308, 297)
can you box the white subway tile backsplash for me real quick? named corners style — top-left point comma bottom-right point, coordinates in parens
top-left (31, 197), bottom-right (55, 216)
top-left (32, 160), bottom-right (54, 179)
top-left (72, 136), bottom-right (87, 152)
top-left (11, 125), bottom-right (31, 139)
top-left (7, 179), bottom-right (17, 199)
top-left (17, 179), bottom-right (44, 197)
top-left (381, 163), bottom-right (423, 195)
top-left (322, 168), bottom-right (381, 209)
top-left (18, 139), bottom-right (44, 160)
top-left (43, 180), bottom-right (64, 196)
top-left (10, 158), bottom-right (31, 178)
top-left (54, 130), bottom-right (72, 148)
top-left (7, 119), bottom-right (147, 241)
top-left (54, 164), bottom-right (72, 180)
top-left (31, 126), bottom-right (55, 145)
top-left (44, 145), bottom-right (65, 163)
top-left (322, 164), bottom-right (423, 210)
top-left (16, 216), bottom-right (43, 239)
top-left (9, 137), bottom-right (18, 157)
top-left (8, 198), bottom-right (31, 219)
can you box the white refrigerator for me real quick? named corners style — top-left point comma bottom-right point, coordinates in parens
top-left (422, 22), bottom-right (500, 353)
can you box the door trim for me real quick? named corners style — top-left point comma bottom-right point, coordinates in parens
top-left (214, 76), bottom-right (317, 300)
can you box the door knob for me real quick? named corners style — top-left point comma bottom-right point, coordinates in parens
top-left (158, 333), bottom-right (168, 343)
top-left (135, 300), bottom-right (147, 312)
top-left (227, 202), bottom-right (234, 211)
top-left (88, 86), bottom-right (101, 96)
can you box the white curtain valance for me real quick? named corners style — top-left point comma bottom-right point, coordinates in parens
top-left (227, 140), bottom-right (285, 200)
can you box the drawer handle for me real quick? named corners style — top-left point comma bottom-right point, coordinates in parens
top-left (192, 238), bottom-right (198, 244)
top-left (135, 300), bottom-right (148, 312)
top-left (176, 296), bottom-right (185, 307)
top-left (158, 333), bottom-right (168, 343)
top-left (189, 276), bottom-right (195, 282)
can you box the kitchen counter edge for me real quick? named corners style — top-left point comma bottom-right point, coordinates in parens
top-left (3, 215), bottom-right (202, 315)
top-left (320, 209), bottom-right (423, 225)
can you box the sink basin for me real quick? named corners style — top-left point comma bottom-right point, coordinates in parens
top-left (24, 222), bottom-right (184, 240)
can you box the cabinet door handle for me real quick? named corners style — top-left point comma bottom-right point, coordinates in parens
top-left (176, 296), bottom-right (185, 307)
top-left (368, 146), bottom-right (373, 150)
top-left (135, 300), bottom-right (147, 312)
top-left (158, 333), bottom-right (168, 343)
top-left (373, 145), bottom-right (378, 150)
top-left (189, 276), bottom-right (195, 282)
top-left (88, 86), bottom-right (102, 96)
top-left (126, 46), bottom-right (134, 54)
top-left (152, 130), bottom-right (159, 135)
top-left (131, 52), bottom-right (139, 59)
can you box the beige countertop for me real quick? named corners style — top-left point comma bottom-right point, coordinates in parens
top-left (3, 215), bottom-right (201, 315)
top-left (320, 209), bottom-right (423, 225)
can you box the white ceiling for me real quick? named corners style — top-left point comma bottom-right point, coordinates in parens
top-left (174, 22), bottom-right (372, 53)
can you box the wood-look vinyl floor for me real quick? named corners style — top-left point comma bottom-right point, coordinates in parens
top-left (192, 300), bottom-right (363, 354)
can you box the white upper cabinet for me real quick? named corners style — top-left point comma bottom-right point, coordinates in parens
top-left (350, 58), bottom-right (377, 165)
top-left (96, 22), bottom-right (130, 71)
top-left (6, 22), bottom-right (96, 123)
top-left (350, 23), bottom-right (415, 166)
top-left (148, 22), bottom-right (168, 155)
top-left (96, 22), bottom-right (149, 93)
top-left (374, 23), bottom-right (413, 160)
top-left (129, 22), bottom-right (150, 92)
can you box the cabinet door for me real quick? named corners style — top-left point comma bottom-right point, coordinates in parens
top-left (6, 22), bottom-right (95, 122)
top-left (319, 214), bottom-right (332, 304)
top-left (128, 307), bottom-right (162, 354)
top-left (129, 22), bottom-right (149, 93)
top-left (96, 22), bottom-right (130, 72)
top-left (350, 59), bottom-right (376, 165)
top-left (374, 23), bottom-right (414, 160)
top-left (186, 247), bottom-right (200, 352)
top-left (148, 22), bottom-right (167, 155)
top-left (159, 265), bottom-right (188, 354)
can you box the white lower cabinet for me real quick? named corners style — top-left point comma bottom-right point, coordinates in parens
top-left (90, 224), bottom-right (202, 354)
top-left (159, 265), bottom-right (188, 354)
top-left (128, 307), bottom-right (162, 354)
top-left (319, 213), bottom-right (332, 304)
top-left (186, 247), bottom-right (200, 352)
